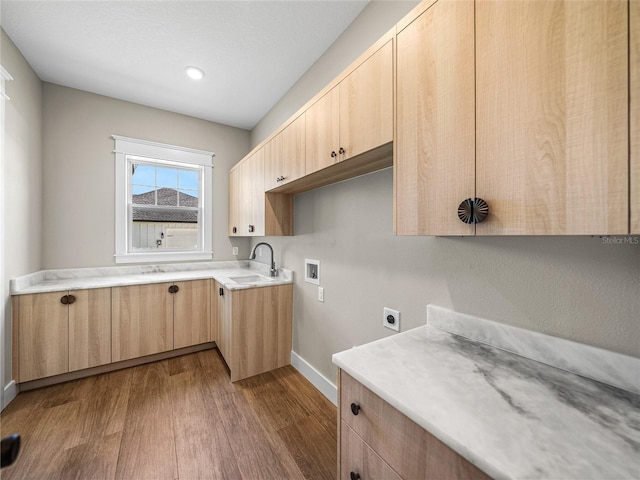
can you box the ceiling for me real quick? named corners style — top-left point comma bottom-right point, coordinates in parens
top-left (0, 0), bottom-right (369, 130)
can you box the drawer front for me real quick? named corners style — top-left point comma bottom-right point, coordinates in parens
top-left (340, 370), bottom-right (490, 480)
top-left (340, 371), bottom-right (429, 478)
top-left (341, 420), bottom-right (402, 480)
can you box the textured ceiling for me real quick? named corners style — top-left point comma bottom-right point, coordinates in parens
top-left (0, 0), bottom-right (369, 130)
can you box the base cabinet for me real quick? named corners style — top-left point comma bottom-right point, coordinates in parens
top-left (339, 370), bottom-right (490, 480)
top-left (112, 283), bottom-right (174, 362)
top-left (14, 288), bottom-right (111, 383)
top-left (215, 283), bottom-right (293, 382)
top-left (113, 280), bottom-right (211, 362)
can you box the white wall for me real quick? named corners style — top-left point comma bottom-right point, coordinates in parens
top-left (1, 29), bottom-right (43, 405)
top-left (250, 1), bottom-right (640, 383)
top-left (42, 83), bottom-right (251, 269)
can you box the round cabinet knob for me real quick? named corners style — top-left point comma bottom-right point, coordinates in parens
top-left (350, 472), bottom-right (361, 480)
top-left (339, 147), bottom-right (345, 155)
top-left (67, 294), bottom-right (76, 304)
top-left (350, 403), bottom-right (361, 416)
top-left (330, 151), bottom-right (337, 158)
top-left (458, 197), bottom-right (489, 224)
top-left (60, 295), bottom-right (69, 305)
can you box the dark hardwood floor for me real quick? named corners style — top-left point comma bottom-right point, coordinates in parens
top-left (0, 349), bottom-right (338, 480)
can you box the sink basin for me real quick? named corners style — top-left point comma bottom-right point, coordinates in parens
top-left (228, 274), bottom-right (275, 285)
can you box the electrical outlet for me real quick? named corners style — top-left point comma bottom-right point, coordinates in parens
top-left (318, 287), bottom-right (324, 302)
top-left (232, 247), bottom-right (238, 255)
top-left (383, 307), bottom-right (400, 332)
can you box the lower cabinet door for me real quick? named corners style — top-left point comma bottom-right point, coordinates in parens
top-left (18, 292), bottom-right (69, 382)
top-left (173, 280), bottom-right (211, 349)
top-left (112, 283), bottom-right (174, 362)
top-left (216, 282), bottom-right (232, 364)
top-left (69, 288), bottom-right (112, 371)
top-left (341, 420), bottom-right (401, 480)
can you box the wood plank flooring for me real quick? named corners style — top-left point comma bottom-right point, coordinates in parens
top-left (0, 349), bottom-right (337, 480)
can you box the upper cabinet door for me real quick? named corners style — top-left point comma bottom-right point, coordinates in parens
top-left (228, 164), bottom-right (242, 236)
top-left (339, 40), bottom-right (393, 162)
top-left (264, 114), bottom-right (306, 191)
top-left (476, 0), bottom-right (629, 235)
top-left (631, 0), bottom-right (640, 235)
top-left (248, 148), bottom-right (266, 236)
top-left (305, 86), bottom-right (340, 175)
top-left (229, 150), bottom-right (265, 236)
top-left (395, 0), bottom-right (475, 236)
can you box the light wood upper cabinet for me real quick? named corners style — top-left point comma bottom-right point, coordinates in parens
top-left (305, 86), bottom-right (341, 175)
top-left (230, 148), bottom-right (293, 237)
top-left (228, 149), bottom-right (266, 236)
top-left (339, 40), bottom-right (393, 164)
top-left (264, 114), bottom-right (306, 191)
top-left (631, 0), bottom-right (640, 235)
top-left (112, 283), bottom-right (174, 362)
top-left (228, 165), bottom-right (243, 236)
top-left (396, 0), bottom-right (631, 236)
top-left (476, 0), bottom-right (629, 235)
top-left (173, 280), bottom-right (211, 350)
top-left (306, 41), bottom-right (393, 176)
top-left (69, 288), bottom-right (111, 372)
top-left (16, 292), bottom-right (69, 382)
top-left (395, 0), bottom-right (475, 236)
top-left (15, 288), bottom-right (111, 382)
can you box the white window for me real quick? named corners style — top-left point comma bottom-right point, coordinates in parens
top-left (113, 135), bottom-right (214, 263)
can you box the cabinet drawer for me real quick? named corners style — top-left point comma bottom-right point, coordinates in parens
top-left (341, 420), bottom-right (401, 480)
top-left (339, 371), bottom-right (489, 480)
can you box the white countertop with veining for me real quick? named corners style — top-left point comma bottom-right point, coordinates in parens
top-left (333, 306), bottom-right (640, 480)
top-left (10, 260), bottom-right (293, 295)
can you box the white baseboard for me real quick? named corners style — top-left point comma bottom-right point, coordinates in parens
top-left (290, 351), bottom-right (337, 406)
top-left (3, 380), bottom-right (17, 410)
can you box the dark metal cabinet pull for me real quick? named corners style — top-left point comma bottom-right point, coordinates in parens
top-left (339, 147), bottom-right (345, 155)
top-left (350, 403), bottom-right (361, 415)
top-left (350, 472), bottom-right (361, 480)
top-left (67, 294), bottom-right (76, 304)
top-left (60, 295), bottom-right (69, 305)
top-left (219, 288), bottom-right (224, 296)
top-left (232, 226), bottom-right (237, 234)
top-left (168, 285), bottom-right (179, 294)
top-left (248, 225), bottom-right (255, 233)
top-left (458, 198), bottom-right (489, 224)
top-left (330, 151), bottom-right (337, 158)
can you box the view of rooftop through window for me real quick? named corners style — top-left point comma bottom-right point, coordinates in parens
top-left (129, 160), bottom-right (202, 250)
top-left (131, 163), bottom-right (200, 205)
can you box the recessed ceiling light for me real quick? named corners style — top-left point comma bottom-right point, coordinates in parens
top-left (185, 66), bottom-right (205, 80)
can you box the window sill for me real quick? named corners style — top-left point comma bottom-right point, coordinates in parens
top-left (115, 251), bottom-right (213, 264)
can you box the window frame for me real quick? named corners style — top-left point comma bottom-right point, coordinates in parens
top-left (113, 135), bottom-right (214, 264)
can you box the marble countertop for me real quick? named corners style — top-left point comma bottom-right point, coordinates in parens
top-left (10, 260), bottom-right (293, 295)
top-left (333, 306), bottom-right (640, 480)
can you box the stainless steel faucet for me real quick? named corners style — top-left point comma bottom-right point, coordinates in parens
top-left (249, 242), bottom-right (277, 277)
